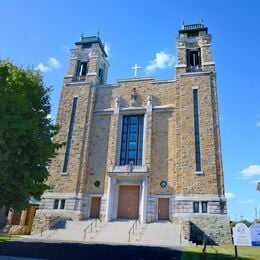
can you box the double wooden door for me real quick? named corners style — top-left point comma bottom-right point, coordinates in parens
top-left (117, 185), bottom-right (140, 219)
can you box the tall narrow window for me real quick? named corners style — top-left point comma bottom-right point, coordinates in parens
top-left (193, 89), bottom-right (201, 172)
top-left (98, 68), bottom-right (104, 84)
top-left (120, 115), bottom-right (144, 166)
top-left (63, 97), bottom-right (78, 173)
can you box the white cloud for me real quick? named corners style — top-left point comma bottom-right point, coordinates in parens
top-left (104, 42), bottom-right (110, 56)
top-left (238, 199), bottom-right (254, 204)
top-left (35, 57), bottom-right (61, 73)
top-left (225, 192), bottom-right (235, 199)
top-left (240, 165), bottom-right (260, 178)
top-left (256, 121), bottom-right (260, 127)
top-left (35, 63), bottom-right (51, 73)
top-left (145, 51), bottom-right (175, 73)
top-left (48, 57), bottom-right (61, 69)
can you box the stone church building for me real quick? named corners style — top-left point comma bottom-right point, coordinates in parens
top-left (33, 23), bottom-right (231, 243)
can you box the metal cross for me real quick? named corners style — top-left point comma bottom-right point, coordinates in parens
top-left (131, 64), bottom-right (141, 78)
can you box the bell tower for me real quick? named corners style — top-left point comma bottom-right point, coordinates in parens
top-left (175, 22), bottom-right (215, 77)
top-left (66, 34), bottom-right (109, 85)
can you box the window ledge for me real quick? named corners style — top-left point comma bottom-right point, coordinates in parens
top-left (195, 171), bottom-right (204, 175)
top-left (109, 165), bottom-right (148, 173)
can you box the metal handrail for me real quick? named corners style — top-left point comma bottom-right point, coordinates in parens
top-left (128, 218), bottom-right (140, 242)
top-left (40, 215), bottom-right (60, 236)
top-left (83, 218), bottom-right (101, 240)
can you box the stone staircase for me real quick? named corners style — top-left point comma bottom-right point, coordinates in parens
top-left (138, 221), bottom-right (191, 247)
top-left (92, 220), bottom-right (137, 243)
top-left (30, 219), bottom-right (191, 246)
top-left (31, 219), bottom-right (102, 241)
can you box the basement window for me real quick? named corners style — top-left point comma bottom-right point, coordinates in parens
top-left (53, 199), bottom-right (66, 210)
top-left (54, 199), bottom-right (59, 209)
top-left (202, 202), bottom-right (207, 213)
top-left (60, 199), bottom-right (66, 210)
top-left (193, 202), bottom-right (199, 213)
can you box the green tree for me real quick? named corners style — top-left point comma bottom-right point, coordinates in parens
top-left (0, 60), bottom-right (61, 210)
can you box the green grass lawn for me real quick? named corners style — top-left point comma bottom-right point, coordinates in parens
top-left (181, 244), bottom-right (260, 260)
top-left (0, 235), bottom-right (19, 242)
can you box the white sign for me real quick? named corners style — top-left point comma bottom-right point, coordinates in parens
top-left (251, 223), bottom-right (260, 247)
top-left (233, 223), bottom-right (251, 246)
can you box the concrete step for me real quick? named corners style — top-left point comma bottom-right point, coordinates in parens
top-left (138, 221), bottom-right (190, 247)
top-left (92, 220), bottom-right (138, 243)
top-left (31, 219), bottom-right (101, 241)
top-left (30, 219), bottom-right (191, 246)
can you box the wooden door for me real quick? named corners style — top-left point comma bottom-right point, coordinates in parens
top-left (11, 210), bottom-right (21, 225)
top-left (158, 198), bottom-right (169, 220)
top-left (117, 185), bottom-right (139, 219)
top-left (90, 197), bottom-right (101, 218)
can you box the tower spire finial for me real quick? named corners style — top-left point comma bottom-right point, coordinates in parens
top-left (97, 28), bottom-right (100, 37)
top-left (80, 32), bottom-right (84, 41)
top-left (182, 20), bottom-right (185, 30)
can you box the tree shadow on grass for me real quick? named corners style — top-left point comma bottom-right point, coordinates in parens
top-left (181, 245), bottom-right (253, 260)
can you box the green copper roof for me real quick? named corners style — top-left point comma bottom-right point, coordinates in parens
top-left (179, 23), bottom-right (208, 34)
top-left (29, 196), bottom-right (40, 205)
top-left (75, 35), bottom-right (107, 57)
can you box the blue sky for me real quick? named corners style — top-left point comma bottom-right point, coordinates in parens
top-left (1, 0), bottom-right (259, 221)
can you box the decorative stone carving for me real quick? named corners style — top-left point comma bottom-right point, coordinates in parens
top-left (131, 88), bottom-right (137, 101)
top-left (147, 95), bottom-right (153, 111)
top-left (114, 96), bottom-right (120, 114)
top-left (147, 95), bottom-right (153, 106)
top-left (130, 88), bottom-right (137, 106)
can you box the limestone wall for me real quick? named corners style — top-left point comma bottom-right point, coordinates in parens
top-left (85, 114), bottom-right (111, 194)
top-left (174, 73), bottom-right (224, 196)
top-left (150, 112), bottom-right (173, 194)
top-left (47, 83), bottom-right (91, 193)
top-left (173, 215), bottom-right (232, 244)
top-left (31, 209), bottom-right (81, 234)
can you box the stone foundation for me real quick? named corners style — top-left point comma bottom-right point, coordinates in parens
top-left (8, 225), bottom-right (31, 235)
top-left (31, 209), bottom-right (82, 234)
top-left (173, 214), bottom-right (232, 244)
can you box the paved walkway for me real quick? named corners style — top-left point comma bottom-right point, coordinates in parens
top-left (0, 239), bottom-right (182, 260)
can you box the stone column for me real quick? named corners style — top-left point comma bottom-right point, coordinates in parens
top-left (140, 176), bottom-right (148, 224)
top-left (20, 210), bottom-right (28, 226)
top-left (144, 96), bottom-right (153, 195)
top-left (144, 96), bottom-right (153, 167)
top-left (7, 210), bottom-right (14, 225)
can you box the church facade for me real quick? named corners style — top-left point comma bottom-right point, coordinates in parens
top-left (32, 23), bottom-right (231, 243)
